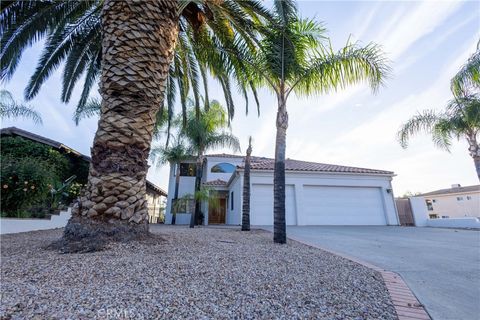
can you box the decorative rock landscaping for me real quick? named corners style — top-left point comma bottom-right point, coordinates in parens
top-left (1, 226), bottom-right (397, 319)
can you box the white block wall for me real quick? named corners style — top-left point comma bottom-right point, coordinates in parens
top-left (0, 208), bottom-right (72, 234)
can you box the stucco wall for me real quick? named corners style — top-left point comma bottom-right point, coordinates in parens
top-left (204, 156), bottom-right (243, 183)
top-left (0, 208), bottom-right (72, 234)
top-left (165, 161), bottom-right (196, 224)
top-left (226, 173), bottom-right (243, 225)
top-left (425, 192), bottom-right (479, 218)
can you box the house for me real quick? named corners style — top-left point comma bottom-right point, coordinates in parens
top-left (418, 184), bottom-right (480, 219)
top-left (165, 153), bottom-right (399, 226)
top-left (1, 126), bottom-right (167, 222)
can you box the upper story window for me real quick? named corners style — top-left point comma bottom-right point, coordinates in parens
top-left (180, 163), bottom-right (196, 177)
top-left (467, 196), bottom-right (472, 200)
top-left (211, 162), bottom-right (235, 173)
top-left (456, 196), bottom-right (464, 201)
top-left (425, 199), bottom-right (434, 211)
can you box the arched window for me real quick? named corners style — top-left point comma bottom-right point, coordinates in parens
top-left (211, 163), bottom-right (236, 173)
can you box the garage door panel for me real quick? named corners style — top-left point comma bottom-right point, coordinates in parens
top-left (303, 186), bottom-right (386, 225)
top-left (251, 184), bottom-right (296, 225)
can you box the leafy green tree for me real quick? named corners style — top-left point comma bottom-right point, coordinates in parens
top-left (150, 138), bottom-right (191, 225)
top-left (245, 0), bottom-right (389, 243)
top-left (182, 101), bottom-right (240, 228)
top-left (0, 89), bottom-right (42, 124)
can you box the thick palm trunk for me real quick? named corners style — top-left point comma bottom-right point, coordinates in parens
top-left (474, 156), bottom-right (480, 182)
top-left (242, 140), bottom-right (252, 231)
top-left (172, 163), bottom-right (181, 225)
top-left (60, 0), bottom-right (179, 252)
top-left (190, 156), bottom-right (203, 228)
top-left (273, 98), bottom-right (288, 244)
top-left (467, 135), bottom-right (480, 181)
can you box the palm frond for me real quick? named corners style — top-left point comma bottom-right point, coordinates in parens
top-left (397, 110), bottom-right (442, 149)
top-left (451, 46), bottom-right (480, 97)
top-left (0, 89), bottom-right (42, 123)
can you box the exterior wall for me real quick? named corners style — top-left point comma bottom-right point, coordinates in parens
top-left (226, 173), bottom-right (243, 225)
top-left (228, 170), bottom-right (399, 226)
top-left (424, 192), bottom-right (479, 218)
top-left (426, 217), bottom-right (480, 229)
top-left (165, 160), bottom-right (196, 225)
top-left (0, 208), bottom-right (72, 234)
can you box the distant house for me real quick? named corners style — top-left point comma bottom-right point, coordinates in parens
top-left (418, 184), bottom-right (480, 219)
top-left (165, 153), bottom-right (399, 226)
top-left (1, 126), bottom-right (167, 222)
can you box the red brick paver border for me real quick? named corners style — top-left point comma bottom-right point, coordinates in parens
top-left (287, 235), bottom-right (431, 320)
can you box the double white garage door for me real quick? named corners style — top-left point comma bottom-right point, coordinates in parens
top-left (250, 184), bottom-right (386, 225)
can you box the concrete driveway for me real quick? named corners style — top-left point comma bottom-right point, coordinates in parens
top-left (269, 226), bottom-right (480, 320)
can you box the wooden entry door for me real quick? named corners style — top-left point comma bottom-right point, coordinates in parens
top-left (209, 198), bottom-right (226, 224)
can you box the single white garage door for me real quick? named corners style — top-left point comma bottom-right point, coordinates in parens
top-left (302, 186), bottom-right (386, 225)
top-left (251, 184), bottom-right (296, 225)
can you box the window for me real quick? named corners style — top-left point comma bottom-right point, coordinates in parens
top-left (467, 196), bottom-right (472, 200)
top-left (180, 163), bottom-right (196, 176)
top-left (456, 197), bottom-right (464, 201)
top-left (432, 199), bottom-right (436, 203)
top-left (211, 162), bottom-right (236, 173)
top-left (230, 191), bottom-right (234, 210)
top-left (429, 214), bottom-right (439, 219)
top-left (425, 199), bottom-right (434, 211)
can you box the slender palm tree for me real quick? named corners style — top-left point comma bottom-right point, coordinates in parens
top-left (150, 138), bottom-right (191, 225)
top-left (1, 1), bottom-right (270, 251)
top-left (182, 101), bottom-right (240, 228)
top-left (0, 89), bottom-right (42, 124)
top-left (244, 0), bottom-right (389, 243)
top-left (242, 136), bottom-right (253, 231)
top-left (398, 95), bottom-right (480, 180)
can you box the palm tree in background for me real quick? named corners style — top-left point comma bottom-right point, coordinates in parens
top-left (0, 89), bottom-right (42, 124)
top-left (150, 138), bottom-right (191, 225)
top-left (398, 44), bottom-right (480, 181)
top-left (244, 0), bottom-right (390, 243)
top-left (182, 101), bottom-right (240, 228)
top-left (242, 136), bottom-right (253, 231)
top-left (1, 0), bottom-right (269, 251)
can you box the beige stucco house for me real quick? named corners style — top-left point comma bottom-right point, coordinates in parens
top-left (420, 184), bottom-right (480, 218)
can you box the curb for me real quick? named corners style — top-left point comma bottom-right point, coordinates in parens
top-left (287, 235), bottom-right (431, 320)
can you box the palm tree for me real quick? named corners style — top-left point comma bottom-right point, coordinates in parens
top-left (242, 136), bottom-right (253, 231)
top-left (182, 101), bottom-right (240, 228)
top-left (150, 138), bottom-right (191, 225)
top-left (398, 95), bottom-right (480, 180)
top-left (1, 1), bottom-right (269, 251)
top-left (1, 1), bottom-right (268, 125)
top-left (245, 0), bottom-right (389, 243)
top-left (399, 44), bottom-right (480, 181)
top-left (0, 89), bottom-right (42, 124)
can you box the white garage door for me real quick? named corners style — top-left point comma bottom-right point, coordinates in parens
top-left (302, 186), bottom-right (386, 225)
top-left (251, 184), bottom-right (296, 225)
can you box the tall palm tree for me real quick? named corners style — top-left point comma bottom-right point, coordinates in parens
top-left (1, 1), bottom-right (269, 251)
top-left (1, 0), bottom-right (268, 126)
top-left (245, 0), bottom-right (389, 243)
top-left (242, 136), bottom-right (252, 231)
top-left (182, 100), bottom-right (240, 228)
top-left (398, 95), bottom-right (480, 180)
top-left (150, 138), bottom-right (191, 225)
top-left (0, 89), bottom-right (42, 124)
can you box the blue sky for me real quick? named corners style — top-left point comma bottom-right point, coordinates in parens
top-left (2, 1), bottom-right (479, 195)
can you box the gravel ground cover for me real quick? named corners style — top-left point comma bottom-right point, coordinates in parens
top-left (1, 225), bottom-right (397, 319)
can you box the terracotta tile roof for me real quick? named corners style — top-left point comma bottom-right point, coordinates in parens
top-left (419, 185), bottom-right (480, 197)
top-left (238, 158), bottom-right (393, 175)
top-left (203, 179), bottom-right (228, 187)
top-left (205, 153), bottom-right (393, 175)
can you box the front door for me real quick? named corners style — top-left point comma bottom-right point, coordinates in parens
top-left (209, 198), bottom-right (226, 224)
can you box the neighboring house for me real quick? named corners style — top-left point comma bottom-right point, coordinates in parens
top-left (165, 153), bottom-right (399, 226)
top-left (418, 184), bottom-right (480, 218)
top-left (1, 126), bottom-right (167, 222)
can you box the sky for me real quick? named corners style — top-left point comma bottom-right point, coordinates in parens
top-left (2, 0), bottom-right (479, 196)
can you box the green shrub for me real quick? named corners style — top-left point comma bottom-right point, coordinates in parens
top-left (0, 156), bottom-right (55, 216)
